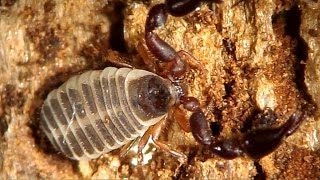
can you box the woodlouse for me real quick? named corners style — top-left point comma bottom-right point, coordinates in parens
top-left (40, 67), bottom-right (178, 160)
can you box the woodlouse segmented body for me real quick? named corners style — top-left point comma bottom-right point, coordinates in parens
top-left (40, 67), bottom-right (178, 160)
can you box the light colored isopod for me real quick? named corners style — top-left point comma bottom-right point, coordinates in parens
top-left (40, 67), bottom-right (178, 160)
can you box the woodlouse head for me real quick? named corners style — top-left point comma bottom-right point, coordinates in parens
top-left (126, 71), bottom-right (178, 122)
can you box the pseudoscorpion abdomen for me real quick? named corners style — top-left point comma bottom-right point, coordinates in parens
top-left (40, 67), bottom-right (178, 160)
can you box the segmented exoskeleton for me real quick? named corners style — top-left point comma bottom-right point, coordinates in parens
top-left (40, 67), bottom-right (178, 160)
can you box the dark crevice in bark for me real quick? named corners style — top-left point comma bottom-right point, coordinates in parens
top-left (106, 1), bottom-right (128, 53)
top-left (272, 5), bottom-right (315, 111)
top-left (253, 161), bottom-right (266, 180)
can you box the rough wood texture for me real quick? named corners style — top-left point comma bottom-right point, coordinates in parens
top-left (0, 0), bottom-right (319, 179)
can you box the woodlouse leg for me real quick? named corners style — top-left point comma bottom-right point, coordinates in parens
top-left (137, 127), bottom-right (154, 166)
top-left (120, 139), bottom-right (145, 179)
top-left (151, 119), bottom-right (188, 164)
top-left (119, 139), bottom-right (139, 158)
top-left (137, 118), bottom-right (187, 175)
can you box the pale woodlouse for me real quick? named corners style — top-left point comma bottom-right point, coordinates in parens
top-left (40, 67), bottom-right (178, 160)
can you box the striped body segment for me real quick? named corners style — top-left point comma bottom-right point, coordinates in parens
top-left (40, 67), bottom-right (177, 160)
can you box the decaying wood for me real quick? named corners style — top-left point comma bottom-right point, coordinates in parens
top-left (0, 0), bottom-right (319, 179)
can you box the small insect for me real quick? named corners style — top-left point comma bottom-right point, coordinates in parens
top-left (40, 0), bottom-right (306, 162)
